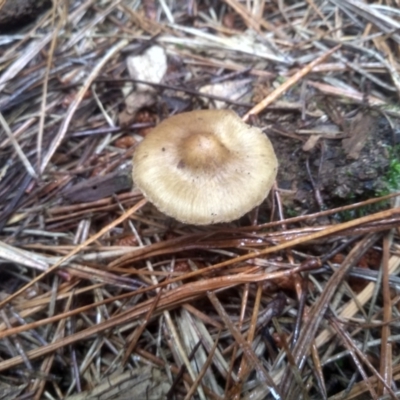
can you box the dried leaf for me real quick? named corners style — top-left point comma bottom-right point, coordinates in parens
top-left (199, 78), bottom-right (251, 108)
top-left (302, 134), bottom-right (321, 151)
top-left (342, 113), bottom-right (375, 160)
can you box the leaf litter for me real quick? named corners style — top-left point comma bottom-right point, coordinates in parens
top-left (1, 0), bottom-right (400, 399)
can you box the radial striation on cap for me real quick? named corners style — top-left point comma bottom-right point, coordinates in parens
top-left (132, 109), bottom-right (278, 225)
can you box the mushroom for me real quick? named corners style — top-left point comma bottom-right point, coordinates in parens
top-left (132, 109), bottom-right (278, 225)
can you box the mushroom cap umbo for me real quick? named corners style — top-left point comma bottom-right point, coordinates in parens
top-left (132, 109), bottom-right (278, 225)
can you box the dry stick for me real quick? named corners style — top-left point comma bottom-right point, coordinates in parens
top-left (207, 291), bottom-right (282, 400)
top-left (225, 284), bottom-right (249, 397)
top-left (330, 318), bottom-right (379, 400)
top-left (183, 331), bottom-right (222, 400)
top-left (239, 192), bottom-right (400, 231)
top-left (310, 342), bottom-right (327, 398)
top-left (0, 198), bottom-right (147, 309)
top-left (32, 293), bottom-right (73, 400)
top-left (242, 45), bottom-right (341, 122)
top-left (307, 80), bottom-right (385, 106)
top-left (234, 283), bottom-right (263, 400)
top-left (0, 265), bottom-right (304, 342)
top-left (0, 113), bottom-right (37, 179)
top-left (222, 0), bottom-right (289, 41)
top-left (121, 286), bottom-right (163, 366)
top-left (314, 254), bottom-right (400, 348)
top-left (136, 346), bottom-right (224, 400)
top-left (40, 38), bottom-right (129, 173)
top-left (0, 268), bottom-right (307, 372)
top-left (0, 0), bottom-right (98, 92)
top-left (0, 269), bottom-right (372, 374)
top-left (0, 209), bottom-right (399, 373)
top-left (329, 365), bottom-right (400, 400)
top-left (0, 206), bottom-right (399, 341)
top-left (279, 234), bottom-right (380, 399)
top-left (36, 0), bottom-right (63, 172)
top-left (378, 234), bottom-right (392, 396)
top-left (119, 207), bottom-right (400, 290)
top-left (0, 310), bottom-right (32, 371)
top-left (0, 36), bottom-right (53, 94)
top-left (330, 317), bottom-right (397, 400)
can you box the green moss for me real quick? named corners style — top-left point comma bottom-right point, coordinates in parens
top-left (286, 208), bottom-right (299, 218)
top-left (335, 145), bottom-right (400, 222)
top-left (275, 76), bottom-right (287, 85)
top-left (377, 145), bottom-right (400, 196)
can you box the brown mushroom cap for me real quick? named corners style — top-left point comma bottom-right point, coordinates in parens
top-left (132, 109), bottom-right (278, 225)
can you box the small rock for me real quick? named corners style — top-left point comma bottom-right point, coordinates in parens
top-left (126, 46), bottom-right (167, 92)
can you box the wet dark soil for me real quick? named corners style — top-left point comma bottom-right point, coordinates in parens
top-left (0, 0), bottom-right (51, 32)
top-left (266, 109), bottom-right (395, 213)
